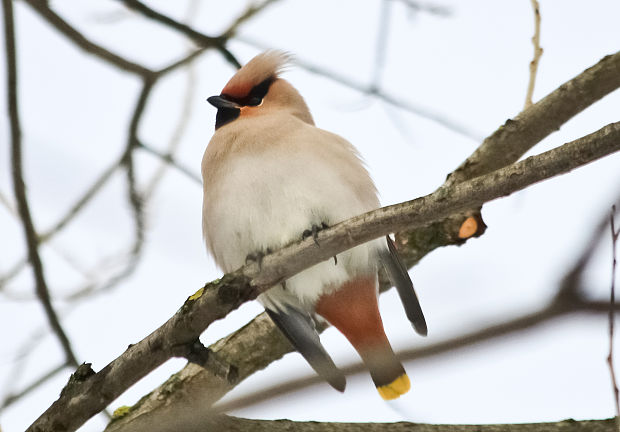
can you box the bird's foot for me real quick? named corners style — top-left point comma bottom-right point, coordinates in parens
top-left (302, 222), bottom-right (329, 246)
top-left (302, 222), bottom-right (337, 265)
top-left (245, 248), bottom-right (272, 269)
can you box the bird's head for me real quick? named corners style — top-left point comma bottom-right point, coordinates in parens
top-left (207, 50), bottom-right (313, 130)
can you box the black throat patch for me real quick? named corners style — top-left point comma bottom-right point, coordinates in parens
top-left (215, 107), bottom-right (240, 130)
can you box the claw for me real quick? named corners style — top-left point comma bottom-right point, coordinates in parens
top-left (245, 248), bottom-right (272, 270)
top-left (303, 222), bottom-right (329, 246)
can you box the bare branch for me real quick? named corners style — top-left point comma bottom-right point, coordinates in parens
top-left (144, 0), bottom-right (200, 199)
top-left (28, 121), bottom-right (620, 432)
top-left (219, 0), bottom-right (282, 40)
top-left (524, 0), bottom-right (543, 109)
top-left (40, 162), bottom-right (119, 242)
top-left (1, 363), bottom-right (68, 410)
top-left (117, 0), bottom-right (282, 70)
top-left (3, 0), bottom-right (78, 367)
top-left (371, 0), bottom-right (392, 90)
top-left (155, 0), bottom-right (282, 75)
top-left (238, 35), bottom-right (484, 141)
top-left (396, 49), bottom-right (620, 273)
top-left (116, 413), bottom-right (616, 432)
top-left (22, 0), bottom-right (153, 77)
top-left (215, 302), bottom-right (580, 413)
top-left (115, 0), bottom-right (243, 67)
top-left (139, 141), bottom-right (201, 187)
top-left (446, 50), bottom-right (620, 187)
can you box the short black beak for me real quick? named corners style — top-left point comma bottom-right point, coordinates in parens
top-left (207, 95), bottom-right (239, 110)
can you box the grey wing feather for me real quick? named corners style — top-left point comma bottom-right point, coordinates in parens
top-left (266, 307), bottom-right (346, 392)
top-left (380, 235), bottom-right (428, 336)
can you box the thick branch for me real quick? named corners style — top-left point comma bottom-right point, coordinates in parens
top-left (398, 49), bottom-right (620, 268)
top-left (248, 122), bottom-right (620, 288)
top-left (28, 122), bottom-right (620, 432)
top-left (217, 195), bottom-right (620, 412)
top-left (446, 50), bottom-right (620, 186)
top-left (159, 415), bottom-right (615, 432)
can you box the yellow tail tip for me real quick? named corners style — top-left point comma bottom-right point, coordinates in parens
top-left (377, 374), bottom-right (411, 400)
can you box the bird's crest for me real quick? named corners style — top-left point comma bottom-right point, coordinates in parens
top-left (221, 50), bottom-right (291, 99)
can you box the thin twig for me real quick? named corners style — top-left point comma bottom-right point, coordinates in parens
top-left (3, 0), bottom-right (78, 367)
top-left (155, 0), bottom-right (282, 75)
top-left (139, 142), bottom-right (201, 187)
top-left (117, 0), bottom-right (243, 69)
top-left (22, 0), bottom-right (152, 77)
top-left (145, 0), bottom-right (201, 198)
top-left (371, 0), bottom-right (392, 91)
top-left (39, 162), bottom-right (119, 242)
top-left (0, 188), bottom-right (17, 216)
top-left (118, 0), bottom-right (220, 47)
top-left (609, 204), bottom-right (620, 429)
top-left (524, 0), bottom-right (543, 109)
top-left (1, 363), bottom-right (68, 410)
top-left (220, 0), bottom-right (282, 40)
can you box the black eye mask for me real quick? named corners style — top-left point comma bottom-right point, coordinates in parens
top-left (212, 77), bottom-right (275, 129)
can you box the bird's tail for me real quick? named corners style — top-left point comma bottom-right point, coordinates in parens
top-left (315, 275), bottom-right (410, 400)
top-left (360, 343), bottom-right (410, 400)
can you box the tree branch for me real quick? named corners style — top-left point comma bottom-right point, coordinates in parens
top-left (117, 0), bottom-right (282, 70)
top-left (138, 141), bottom-right (201, 186)
top-left (22, 0), bottom-right (153, 76)
top-left (216, 194), bottom-right (620, 411)
top-left (237, 35), bottom-right (484, 142)
top-left (524, 0), bottom-right (543, 109)
top-left (397, 48), bottom-right (620, 267)
top-left (3, 0), bottom-right (78, 368)
top-left (445, 50), bottom-right (620, 187)
top-left (137, 415), bottom-right (615, 432)
top-left (28, 121), bottom-right (620, 432)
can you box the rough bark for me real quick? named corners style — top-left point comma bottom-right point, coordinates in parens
top-left (109, 414), bottom-right (616, 432)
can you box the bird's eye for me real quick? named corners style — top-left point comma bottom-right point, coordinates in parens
top-left (246, 77), bottom-right (274, 105)
top-left (246, 97), bottom-right (262, 106)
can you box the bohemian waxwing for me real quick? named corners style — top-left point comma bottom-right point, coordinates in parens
top-left (202, 51), bottom-right (427, 400)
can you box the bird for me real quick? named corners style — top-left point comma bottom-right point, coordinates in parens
top-left (201, 50), bottom-right (426, 400)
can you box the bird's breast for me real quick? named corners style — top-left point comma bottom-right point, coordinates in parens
top-left (201, 120), bottom-right (382, 309)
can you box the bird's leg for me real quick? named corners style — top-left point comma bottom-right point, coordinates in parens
top-left (245, 247), bottom-right (272, 269)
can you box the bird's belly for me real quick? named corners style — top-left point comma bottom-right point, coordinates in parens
top-left (203, 152), bottom-right (381, 309)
